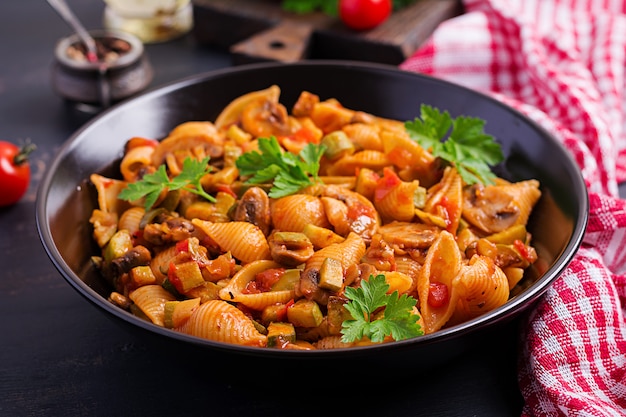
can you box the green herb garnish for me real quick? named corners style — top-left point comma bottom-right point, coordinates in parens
top-left (405, 104), bottom-right (504, 185)
top-left (118, 157), bottom-right (216, 209)
top-left (235, 136), bottom-right (326, 198)
top-left (341, 274), bottom-right (423, 344)
top-left (281, 0), bottom-right (338, 15)
top-left (280, 0), bottom-right (416, 15)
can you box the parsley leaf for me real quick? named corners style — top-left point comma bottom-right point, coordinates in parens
top-left (118, 157), bottom-right (216, 210)
top-left (281, 0), bottom-right (338, 16)
top-left (235, 136), bottom-right (326, 198)
top-left (405, 104), bottom-right (504, 185)
top-left (341, 274), bottom-right (423, 344)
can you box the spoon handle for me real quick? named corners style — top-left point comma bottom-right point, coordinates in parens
top-left (46, 0), bottom-right (99, 62)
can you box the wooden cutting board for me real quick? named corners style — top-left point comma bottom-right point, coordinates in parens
top-left (191, 0), bottom-right (463, 65)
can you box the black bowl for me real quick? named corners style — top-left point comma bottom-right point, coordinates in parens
top-left (36, 61), bottom-right (588, 372)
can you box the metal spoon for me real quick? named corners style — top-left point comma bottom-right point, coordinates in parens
top-left (46, 0), bottom-right (111, 109)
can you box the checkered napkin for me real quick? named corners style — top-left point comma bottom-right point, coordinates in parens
top-left (400, 0), bottom-right (626, 415)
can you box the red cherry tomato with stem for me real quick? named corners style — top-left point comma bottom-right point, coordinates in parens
top-left (339, 0), bottom-right (392, 31)
top-left (0, 141), bottom-right (36, 207)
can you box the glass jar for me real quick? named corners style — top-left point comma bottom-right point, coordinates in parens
top-left (103, 0), bottom-right (193, 43)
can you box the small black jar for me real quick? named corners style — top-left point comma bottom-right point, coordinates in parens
top-left (51, 29), bottom-right (153, 112)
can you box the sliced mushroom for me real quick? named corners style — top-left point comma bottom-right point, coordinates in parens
top-left (232, 186), bottom-right (271, 236)
top-left (462, 184), bottom-right (520, 234)
top-left (241, 99), bottom-right (299, 138)
top-left (268, 231), bottom-right (314, 267)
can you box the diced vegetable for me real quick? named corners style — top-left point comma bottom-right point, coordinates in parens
top-left (287, 299), bottom-right (323, 328)
top-left (319, 257), bottom-right (344, 292)
top-left (271, 269), bottom-right (301, 291)
top-left (321, 131), bottom-right (355, 160)
top-left (267, 322), bottom-right (297, 348)
top-left (104, 229), bottom-right (133, 263)
top-left (302, 223), bottom-right (345, 249)
top-left (168, 261), bottom-right (205, 293)
top-left (130, 265), bottom-right (157, 287)
top-left (327, 296), bottom-right (351, 335)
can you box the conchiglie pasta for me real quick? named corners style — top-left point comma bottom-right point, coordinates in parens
top-left (271, 194), bottom-right (330, 232)
top-left (310, 100), bottom-right (354, 134)
top-left (450, 255), bottom-right (510, 323)
top-left (420, 167), bottom-right (463, 234)
top-left (191, 219), bottom-right (271, 263)
top-left (304, 232), bottom-right (366, 273)
top-left (150, 244), bottom-right (179, 284)
top-left (417, 230), bottom-right (463, 334)
top-left (374, 179), bottom-right (421, 222)
top-left (90, 173), bottom-right (129, 215)
top-left (120, 145), bottom-right (155, 182)
top-left (326, 150), bottom-right (391, 176)
top-left (219, 260), bottom-right (296, 310)
top-left (175, 299), bottom-right (267, 347)
top-left (129, 284), bottom-right (177, 326)
top-left (118, 206), bottom-right (145, 236)
top-left (342, 123), bottom-right (383, 151)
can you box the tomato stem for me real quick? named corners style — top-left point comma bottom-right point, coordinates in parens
top-left (14, 142), bottom-right (36, 166)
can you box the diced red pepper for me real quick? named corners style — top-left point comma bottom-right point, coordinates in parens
top-left (254, 268), bottom-right (285, 292)
top-left (175, 239), bottom-right (189, 253)
top-left (513, 239), bottom-right (531, 261)
top-left (374, 167), bottom-right (402, 202)
top-left (167, 262), bottom-right (182, 292)
top-left (428, 281), bottom-right (449, 308)
top-left (215, 183), bottom-right (237, 199)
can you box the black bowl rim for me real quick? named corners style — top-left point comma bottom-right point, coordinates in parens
top-left (36, 60), bottom-right (589, 358)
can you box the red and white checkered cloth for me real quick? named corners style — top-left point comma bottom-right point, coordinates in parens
top-left (400, 0), bottom-right (626, 415)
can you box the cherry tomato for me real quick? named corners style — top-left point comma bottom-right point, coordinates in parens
top-left (0, 141), bottom-right (35, 207)
top-left (339, 0), bottom-right (392, 31)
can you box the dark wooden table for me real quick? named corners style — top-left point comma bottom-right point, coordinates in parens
top-left (0, 1), bottom-right (530, 415)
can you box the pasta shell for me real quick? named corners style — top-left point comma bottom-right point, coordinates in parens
top-left (326, 150), bottom-right (391, 176)
top-left (151, 121), bottom-right (224, 166)
top-left (314, 335), bottom-right (355, 350)
top-left (310, 100), bottom-right (354, 134)
top-left (149, 244), bottom-right (178, 285)
top-left (215, 85), bottom-right (281, 132)
top-left (462, 179), bottom-right (541, 234)
top-left (175, 299), bottom-right (267, 347)
top-left (381, 129), bottom-right (435, 170)
top-left (191, 219), bottom-right (271, 263)
top-left (120, 145), bottom-right (155, 182)
top-left (304, 232), bottom-right (366, 273)
top-left (129, 284), bottom-right (177, 327)
top-left (394, 256), bottom-right (421, 293)
top-left (219, 260), bottom-right (295, 310)
top-left (118, 206), bottom-right (145, 236)
top-left (423, 167), bottom-right (463, 234)
top-left (271, 194), bottom-right (330, 232)
top-left (342, 123), bottom-right (383, 151)
top-left (90, 173), bottom-right (129, 215)
top-left (499, 180), bottom-right (542, 227)
top-left (417, 230), bottom-right (463, 334)
top-left (374, 180), bottom-right (421, 222)
top-left (451, 255), bottom-right (510, 323)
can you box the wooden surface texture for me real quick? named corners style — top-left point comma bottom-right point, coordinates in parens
top-left (192, 0), bottom-right (463, 64)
